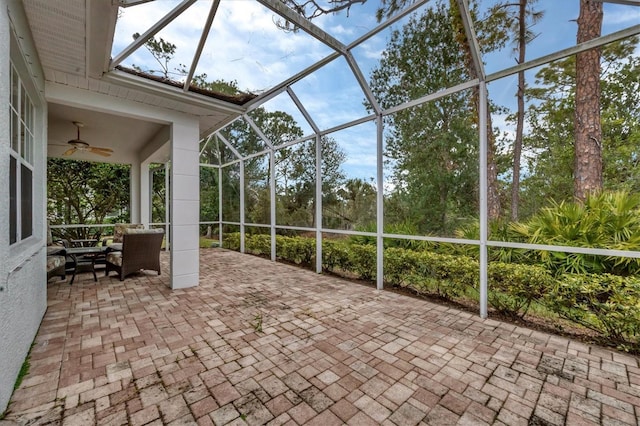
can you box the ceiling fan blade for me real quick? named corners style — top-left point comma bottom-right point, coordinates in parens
top-left (88, 147), bottom-right (112, 157)
top-left (90, 146), bottom-right (114, 153)
top-left (63, 147), bottom-right (77, 156)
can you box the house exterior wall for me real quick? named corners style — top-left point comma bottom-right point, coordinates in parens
top-left (45, 84), bottom-right (201, 290)
top-left (0, 0), bottom-right (48, 413)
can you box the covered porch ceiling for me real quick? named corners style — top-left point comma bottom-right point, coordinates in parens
top-left (47, 103), bottom-right (169, 164)
top-left (22, 0), bottom-right (249, 164)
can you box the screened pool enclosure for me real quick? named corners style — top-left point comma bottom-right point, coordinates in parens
top-left (113, 0), bottom-right (640, 316)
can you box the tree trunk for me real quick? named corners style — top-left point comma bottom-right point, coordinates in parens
top-left (574, 0), bottom-right (603, 202)
top-left (511, 0), bottom-right (527, 221)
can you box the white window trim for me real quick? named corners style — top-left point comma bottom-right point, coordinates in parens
top-left (9, 62), bottom-right (35, 246)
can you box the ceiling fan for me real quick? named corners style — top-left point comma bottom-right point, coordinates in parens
top-left (61, 121), bottom-right (114, 157)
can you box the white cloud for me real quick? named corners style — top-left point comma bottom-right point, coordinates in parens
top-left (113, 0), bottom-right (334, 92)
top-left (604, 6), bottom-right (640, 26)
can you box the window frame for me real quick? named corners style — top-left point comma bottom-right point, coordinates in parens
top-left (9, 62), bottom-right (35, 245)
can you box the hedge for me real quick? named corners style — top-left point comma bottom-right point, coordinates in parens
top-left (220, 233), bottom-right (640, 348)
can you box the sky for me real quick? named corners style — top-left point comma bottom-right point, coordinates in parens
top-left (112, 0), bottom-right (640, 182)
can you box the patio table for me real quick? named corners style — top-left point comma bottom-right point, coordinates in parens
top-left (69, 238), bottom-right (98, 247)
top-left (66, 246), bottom-right (107, 285)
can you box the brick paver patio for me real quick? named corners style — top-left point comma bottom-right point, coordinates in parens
top-left (4, 248), bottom-right (640, 425)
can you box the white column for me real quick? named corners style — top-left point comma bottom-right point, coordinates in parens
top-left (170, 118), bottom-right (200, 289)
top-left (140, 160), bottom-right (151, 227)
top-left (130, 160), bottom-right (141, 223)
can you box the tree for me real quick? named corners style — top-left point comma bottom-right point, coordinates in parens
top-left (274, 136), bottom-right (346, 228)
top-left (276, 0), bottom-right (366, 30)
top-left (574, 0), bottom-right (604, 201)
top-left (370, 3), bottom-right (479, 234)
top-left (522, 38), bottom-right (640, 214)
top-left (132, 33), bottom-right (177, 79)
top-left (484, 0), bottom-right (542, 221)
top-left (447, 0), bottom-right (502, 221)
top-left (281, 0), bottom-right (506, 221)
top-left (334, 178), bottom-right (377, 229)
top-left (47, 159), bottom-right (130, 240)
top-left (150, 164), bottom-right (167, 224)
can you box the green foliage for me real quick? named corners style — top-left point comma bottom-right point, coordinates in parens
top-left (277, 236), bottom-right (315, 265)
top-left (221, 233), bottom-right (241, 251)
top-left (369, 2), bottom-right (479, 235)
top-left (13, 344), bottom-right (33, 391)
top-left (199, 237), bottom-right (219, 248)
top-left (349, 221), bottom-right (431, 251)
top-left (449, 220), bottom-right (533, 265)
top-left (522, 38), bottom-right (640, 212)
top-left (150, 164), bottom-right (167, 224)
top-left (384, 248), bottom-right (472, 298)
top-left (547, 273), bottom-right (640, 344)
top-left (245, 234), bottom-right (271, 256)
top-left (200, 166), bottom-right (218, 223)
top-left (487, 262), bottom-right (554, 318)
top-left (47, 159), bottom-right (130, 240)
top-left (221, 232), bottom-right (640, 346)
top-left (511, 191), bottom-right (640, 275)
top-left (347, 244), bottom-right (377, 280)
top-left (322, 239), bottom-right (353, 273)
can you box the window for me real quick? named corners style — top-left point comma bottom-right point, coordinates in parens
top-left (9, 63), bottom-right (34, 244)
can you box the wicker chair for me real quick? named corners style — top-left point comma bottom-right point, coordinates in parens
top-left (105, 229), bottom-right (164, 281)
top-left (46, 221), bottom-right (66, 282)
top-left (102, 223), bottom-right (145, 252)
top-left (47, 255), bottom-right (66, 281)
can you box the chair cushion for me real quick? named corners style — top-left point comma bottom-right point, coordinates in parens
top-left (113, 224), bottom-right (144, 243)
top-left (47, 246), bottom-right (65, 256)
top-left (123, 227), bottom-right (165, 235)
top-left (106, 252), bottom-right (123, 267)
top-left (47, 222), bottom-right (53, 246)
top-left (47, 255), bottom-right (65, 271)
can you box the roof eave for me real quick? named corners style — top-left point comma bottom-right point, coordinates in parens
top-left (103, 69), bottom-right (248, 115)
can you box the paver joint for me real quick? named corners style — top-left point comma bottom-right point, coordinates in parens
top-left (4, 249), bottom-right (640, 425)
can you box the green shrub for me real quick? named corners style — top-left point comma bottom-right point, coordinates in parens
top-left (546, 273), bottom-right (640, 344)
top-left (246, 234), bottom-right (271, 256)
top-left (222, 231), bottom-right (640, 348)
top-left (277, 236), bottom-right (315, 265)
top-left (350, 221), bottom-right (431, 251)
top-left (384, 247), bottom-right (553, 317)
top-left (487, 263), bottom-right (554, 318)
top-left (348, 244), bottom-right (377, 280)
top-left (512, 191), bottom-right (640, 275)
top-left (451, 219), bottom-right (533, 265)
top-left (222, 233), bottom-right (241, 251)
top-left (322, 240), bottom-right (352, 272)
top-left (418, 252), bottom-right (470, 298)
top-left (384, 248), bottom-right (474, 299)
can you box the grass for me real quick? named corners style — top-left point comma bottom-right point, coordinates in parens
top-left (199, 237), bottom-right (219, 248)
top-left (1, 343), bottom-right (35, 419)
top-left (253, 313), bottom-right (263, 332)
top-left (13, 344), bottom-right (33, 392)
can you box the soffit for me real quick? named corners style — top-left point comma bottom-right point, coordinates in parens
top-left (22, 0), bottom-right (86, 77)
top-left (21, 0), bottom-right (247, 146)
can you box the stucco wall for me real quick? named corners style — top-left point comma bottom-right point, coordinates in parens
top-left (0, 0), bottom-right (48, 414)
